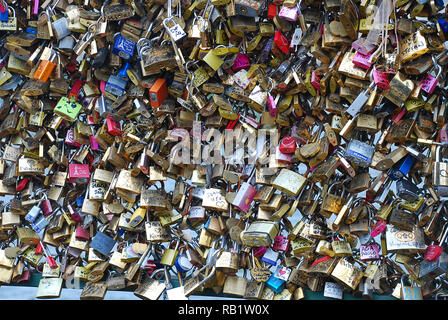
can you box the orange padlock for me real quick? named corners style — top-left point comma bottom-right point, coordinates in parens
top-left (149, 78), bottom-right (167, 108)
top-left (33, 52), bottom-right (57, 83)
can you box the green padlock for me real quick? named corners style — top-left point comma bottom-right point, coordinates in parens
top-left (53, 96), bottom-right (82, 122)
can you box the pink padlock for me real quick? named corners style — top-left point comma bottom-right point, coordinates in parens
top-left (440, 124), bottom-right (448, 144)
top-left (360, 241), bottom-right (380, 261)
top-left (33, 0), bottom-right (39, 15)
top-left (65, 129), bottom-right (82, 147)
top-left (273, 235), bottom-right (290, 252)
top-left (353, 51), bottom-right (372, 70)
top-left (419, 63), bottom-right (441, 94)
top-left (68, 163), bottom-right (90, 184)
top-left (372, 68), bottom-right (390, 90)
top-left (232, 181), bottom-right (257, 212)
top-left (232, 53), bottom-right (250, 72)
top-left (370, 219), bottom-right (387, 238)
top-left (275, 146), bottom-right (292, 163)
top-left (253, 246), bottom-right (267, 258)
top-left (352, 38), bottom-right (376, 55)
top-left (90, 136), bottom-right (99, 150)
top-left (311, 70), bottom-right (320, 92)
top-left (267, 94), bottom-right (277, 118)
top-left (278, 5), bottom-right (298, 21)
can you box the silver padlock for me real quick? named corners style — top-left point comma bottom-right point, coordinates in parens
top-left (59, 36), bottom-right (75, 52)
top-left (345, 139), bottom-right (374, 168)
top-left (52, 17), bottom-right (71, 40)
top-left (323, 281), bottom-right (343, 299)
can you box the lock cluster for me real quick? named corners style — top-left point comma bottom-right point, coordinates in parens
top-left (0, 0), bottom-right (446, 301)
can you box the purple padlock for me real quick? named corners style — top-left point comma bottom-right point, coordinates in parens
top-left (90, 136), bottom-right (99, 150)
top-left (232, 53), bottom-right (250, 72)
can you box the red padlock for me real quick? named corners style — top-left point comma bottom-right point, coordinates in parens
top-left (46, 256), bottom-right (58, 269)
top-left (311, 71), bottom-right (321, 92)
top-left (267, 4), bottom-right (277, 19)
top-left (274, 30), bottom-right (289, 54)
top-left (68, 79), bottom-right (83, 102)
top-left (15, 269), bottom-right (31, 283)
top-left (372, 68), bottom-right (390, 90)
top-left (16, 178), bottom-right (29, 192)
top-left (145, 259), bottom-right (157, 274)
top-left (106, 115), bottom-right (121, 136)
top-left (424, 224), bottom-right (448, 262)
top-left (40, 199), bottom-right (53, 216)
top-left (35, 242), bottom-right (43, 255)
top-left (279, 136), bottom-right (297, 154)
top-left (311, 255), bottom-right (331, 267)
top-left (253, 246), bottom-right (267, 258)
top-left (67, 205), bottom-right (83, 223)
top-left (75, 225), bottom-right (90, 241)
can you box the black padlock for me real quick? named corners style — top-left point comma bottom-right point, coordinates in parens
top-left (396, 179), bottom-right (420, 202)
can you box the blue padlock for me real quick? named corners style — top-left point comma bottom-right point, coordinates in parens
top-left (261, 247), bottom-right (279, 265)
top-left (32, 216), bottom-right (50, 233)
top-left (435, 0), bottom-right (445, 8)
top-left (0, 7), bottom-right (8, 22)
top-left (90, 230), bottom-right (117, 256)
top-left (389, 154), bottom-right (416, 181)
top-left (117, 62), bottom-right (131, 80)
top-left (266, 274), bottom-right (285, 293)
top-left (174, 254), bottom-right (193, 273)
top-left (105, 75), bottom-right (127, 97)
top-left (112, 34), bottom-right (135, 60)
top-left (76, 196), bottom-right (84, 207)
top-left (438, 19), bottom-right (448, 33)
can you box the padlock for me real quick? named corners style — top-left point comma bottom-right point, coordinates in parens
top-left (321, 182), bottom-right (346, 215)
top-left (401, 274), bottom-right (423, 300)
top-left (149, 78), bottom-right (168, 108)
top-left (419, 55), bottom-right (442, 94)
top-left (112, 33), bottom-right (135, 60)
top-left (372, 67), bottom-right (390, 90)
